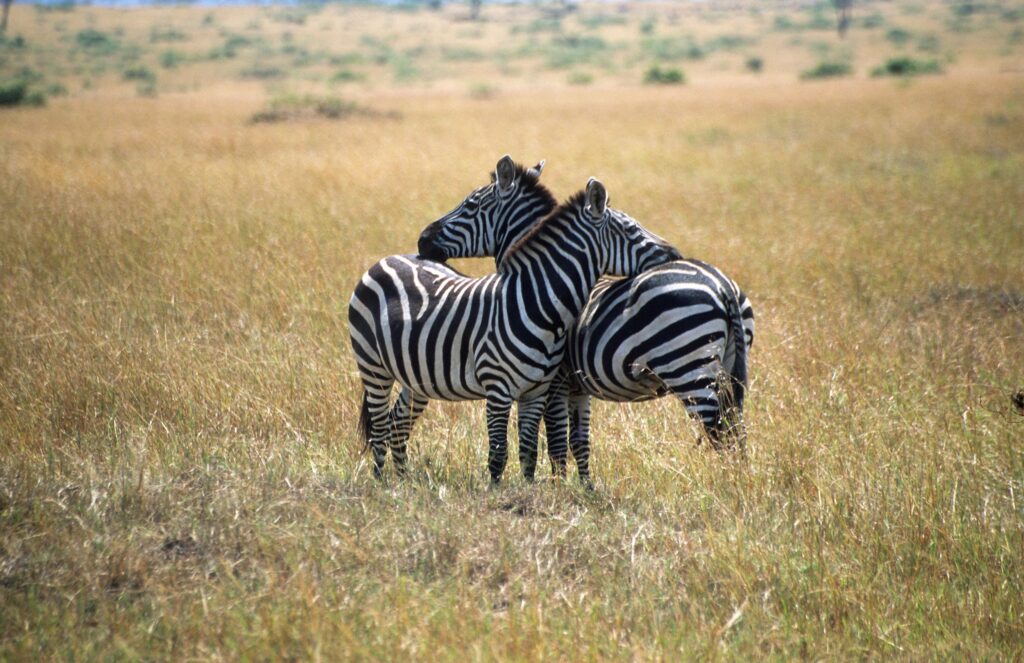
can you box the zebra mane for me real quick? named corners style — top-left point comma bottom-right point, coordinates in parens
top-left (499, 189), bottom-right (587, 271)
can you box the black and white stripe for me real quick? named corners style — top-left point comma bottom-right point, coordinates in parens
top-left (349, 160), bottom-right (680, 482)
top-left (418, 162), bottom-right (754, 484)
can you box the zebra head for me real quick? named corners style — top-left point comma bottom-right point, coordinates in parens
top-left (580, 178), bottom-right (683, 276)
top-left (418, 154), bottom-right (555, 263)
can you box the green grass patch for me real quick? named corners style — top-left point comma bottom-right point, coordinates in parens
top-left (871, 56), bottom-right (943, 77)
top-left (800, 61), bottom-right (852, 80)
top-left (643, 64), bottom-right (685, 84)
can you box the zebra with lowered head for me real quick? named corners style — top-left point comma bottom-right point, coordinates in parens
top-left (348, 168), bottom-right (681, 482)
top-left (417, 158), bottom-right (754, 484)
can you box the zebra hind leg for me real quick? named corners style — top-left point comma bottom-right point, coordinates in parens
top-left (358, 379), bottom-right (395, 479)
top-left (388, 389), bottom-right (429, 478)
top-left (485, 395), bottom-right (513, 485)
top-left (516, 395), bottom-right (547, 482)
top-left (567, 394), bottom-right (593, 488)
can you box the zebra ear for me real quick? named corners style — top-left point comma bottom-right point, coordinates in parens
top-left (496, 154), bottom-right (517, 192)
top-left (527, 160), bottom-right (545, 178)
top-left (585, 177), bottom-right (608, 221)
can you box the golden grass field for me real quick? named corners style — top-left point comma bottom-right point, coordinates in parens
top-left (1, 0), bottom-right (1023, 659)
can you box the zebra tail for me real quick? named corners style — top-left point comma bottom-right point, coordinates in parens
top-left (357, 390), bottom-right (372, 453)
top-left (724, 286), bottom-right (747, 417)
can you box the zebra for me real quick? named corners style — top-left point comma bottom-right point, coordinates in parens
top-left (416, 161), bottom-right (754, 484)
top-left (348, 163), bottom-right (681, 483)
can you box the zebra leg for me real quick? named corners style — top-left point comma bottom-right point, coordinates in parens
top-left (388, 388), bottom-right (429, 477)
top-left (542, 380), bottom-right (570, 479)
top-left (568, 394), bottom-right (593, 487)
top-left (485, 395), bottom-right (513, 485)
top-left (358, 378), bottom-right (395, 479)
top-left (516, 395), bottom-right (547, 482)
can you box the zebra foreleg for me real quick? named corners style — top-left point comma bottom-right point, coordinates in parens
top-left (516, 395), bottom-right (547, 482)
top-left (485, 395), bottom-right (513, 485)
top-left (388, 389), bottom-right (429, 477)
top-left (568, 394), bottom-right (593, 487)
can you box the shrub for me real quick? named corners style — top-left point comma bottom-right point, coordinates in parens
top-left (75, 29), bottom-right (119, 54)
top-left (250, 94), bottom-right (360, 123)
top-left (643, 65), bottom-right (685, 85)
top-left (0, 79), bottom-right (28, 105)
top-left (330, 68), bottom-right (365, 83)
top-left (122, 66), bottom-right (156, 83)
top-left (871, 57), bottom-right (942, 77)
top-left (0, 34), bottom-right (27, 49)
top-left (800, 61), bottom-right (852, 79)
top-left (639, 17), bottom-right (656, 35)
top-left (22, 90), bottom-right (46, 107)
top-left (160, 50), bottom-right (187, 69)
top-left (745, 56), bottom-right (764, 73)
top-left (545, 34), bottom-right (608, 69)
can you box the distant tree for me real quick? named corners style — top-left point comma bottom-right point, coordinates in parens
top-left (428, 0), bottom-right (442, 9)
top-left (468, 0), bottom-right (481, 20)
top-left (1, 0), bottom-right (12, 34)
top-left (834, 0), bottom-right (853, 37)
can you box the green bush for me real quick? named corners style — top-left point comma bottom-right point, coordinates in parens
top-left (75, 29), bottom-right (119, 54)
top-left (0, 79), bottom-right (29, 105)
top-left (122, 66), bottom-right (156, 83)
top-left (330, 68), bottom-right (365, 83)
top-left (643, 65), bottom-right (685, 85)
top-left (871, 57), bottom-right (942, 77)
top-left (639, 17), bottom-right (656, 35)
top-left (800, 61), bottom-right (852, 80)
top-left (250, 94), bottom-right (359, 123)
top-left (745, 56), bottom-right (764, 73)
top-left (160, 50), bottom-right (187, 69)
top-left (545, 34), bottom-right (608, 69)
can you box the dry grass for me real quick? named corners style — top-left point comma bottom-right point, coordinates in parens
top-left (1, 0), bottom-right (1023, 659)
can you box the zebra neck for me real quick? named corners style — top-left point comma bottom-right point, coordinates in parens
top-left (493, 196), bottom-right (556, 265)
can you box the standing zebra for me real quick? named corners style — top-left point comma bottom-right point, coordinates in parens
top-left (417, 161), bottom-right (754, 484)
top-left (348, 166), bottom-right (681, 482)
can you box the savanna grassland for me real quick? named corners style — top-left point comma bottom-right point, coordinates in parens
top-left (2, 0), bottom-right (1023, 659)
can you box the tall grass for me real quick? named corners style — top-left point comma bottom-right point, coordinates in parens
top-left (0, 1), bottom-right (1022, 659)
